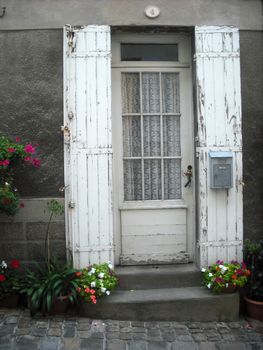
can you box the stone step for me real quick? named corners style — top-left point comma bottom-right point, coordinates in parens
top-left (77, 287), bottom-right (239, 322)
top-left (115, 263), bottom-right (202, 290)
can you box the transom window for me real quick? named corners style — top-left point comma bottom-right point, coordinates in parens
top-left (122, 72), bottom-right (181, 201)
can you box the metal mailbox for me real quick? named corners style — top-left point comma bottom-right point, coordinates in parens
top-left (209, 152), bottom-right (233, 189)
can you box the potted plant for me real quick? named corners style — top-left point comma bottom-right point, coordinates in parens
top-left (22, 261), bottom-right (79, 315)
top-left (76, 263), bottom-right (118, 304)
top-left (202, 260), bottom-right (250, 293)
top-left (243, 239), bottom-right (263, 320)
top-left (0, 134), bottom-right (41, 216)
top-left (0, 259), bottom-right (23, 307)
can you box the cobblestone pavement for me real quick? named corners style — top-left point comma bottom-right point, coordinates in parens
top-left (0, 309), bottom-right (262, 349)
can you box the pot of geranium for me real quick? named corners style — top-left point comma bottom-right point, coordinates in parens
top-left (0, 134), bottom-right (41, 216)
top-left (22, 261), bottom-right (79, 315)
top-left (243, 239), bottom-right (263, 320)
top-left (0, 259), bottom-right (22, 307)
top-left (202, 260), bottom-right (250, 294)
top-left (76, 263), bottom-right (118, 305)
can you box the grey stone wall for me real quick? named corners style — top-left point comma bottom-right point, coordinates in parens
top-left (0, 199), bottom-right (66, 267)
top-left (240, 31), bottom-right (263, 242)
top-left (0, 29), bottom-right (64, 197)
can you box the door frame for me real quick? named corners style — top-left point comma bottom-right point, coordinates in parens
top-left (111, 33), bottom-right (196, 265)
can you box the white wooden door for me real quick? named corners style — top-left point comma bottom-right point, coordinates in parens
top-left (112, 34), bottom-right (195, 265)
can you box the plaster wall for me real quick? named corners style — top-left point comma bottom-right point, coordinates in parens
top-left (0, 0), bottom-right (262, 31)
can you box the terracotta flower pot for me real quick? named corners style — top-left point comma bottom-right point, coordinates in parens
top-left (50, 295), bottom-right (69, 315)
top-left (244, 296), bottom-right (263, 321)
top-left (0, 295), bottom-right (19, 308)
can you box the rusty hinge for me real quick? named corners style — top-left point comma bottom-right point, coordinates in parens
top-left (66, 25), bottom-right (76, 53)
top-left (68, 201), bottom-right (75, 209)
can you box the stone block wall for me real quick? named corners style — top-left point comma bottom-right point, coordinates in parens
top-left (0, 199), bottom-right (66, 267)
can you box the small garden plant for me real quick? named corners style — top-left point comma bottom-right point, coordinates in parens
top-left (202, 260), bottom-right (250, 293)
top-left (0, 259), bottom-right (22, 299)
top-left (0, 134), bottom-right (41, 216)
top-left (76, 263), bottom-right (118, 304)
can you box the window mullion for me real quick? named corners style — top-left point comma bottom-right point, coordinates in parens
top-left (160, 72), bottom-right (164, 200)
top-left (140, 72), bottom-right (145, 201)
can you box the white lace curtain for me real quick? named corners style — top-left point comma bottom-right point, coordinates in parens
top-left (122, 72), bottom-right (181, 201)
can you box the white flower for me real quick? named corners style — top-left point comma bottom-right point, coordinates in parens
top-left (101, 287), bottom-right (106, 293)
top-left (226, 283), bottom-right (229, 288)
top-left (108, 263), bottom-right (113, 269)
top-left (98, 272), bottom-right (105, 279)
top-left (201, 268), bottom-right (206, 272)
top-left (207, 283), bottom-right (211, 289)
top-left (1, 261), bottom-right (7, 269)
top-left (106, 291), bottom-right (110, 295)
top-left (90, 281), bottom-right (96, 287)
top-left (219, 264), bottom-right (224, 269)
top-left (88, 267), bottom-right (96, 275)
top-left (220, 269), bottom-right (226, 274)
top-left (208, 273), bottom-right (213, 277)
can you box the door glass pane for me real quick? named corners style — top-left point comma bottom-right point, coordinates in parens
top-left (164, 159), bottom-right (181, 199)
top-left (163, 116), bottom-right (180, 156)
top-left (123, 116), bottom-right (141, 157)
top-left (143, 116), bottom-right (161, 157)
top-left (121, 44), bottom-right (178, 61)
top-left (123, 160), bottom-right (142, 201)
top-left (122, 73), bottom-right (140, 113)
top-left (144, 159), bottom-right (162, 200)
top-left (162, 73), bottom-right (180, 113)
top-left (142, 73), bottom-right (160, 113)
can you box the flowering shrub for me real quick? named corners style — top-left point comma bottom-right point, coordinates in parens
top-left (0, 134), bottom-right (41, 216)
top-left (0, 259), bottom-right (22, 299)
top-left (202, 260), bottom-right (250, 293)
top-left (76, 263), bottom-right (118, 304)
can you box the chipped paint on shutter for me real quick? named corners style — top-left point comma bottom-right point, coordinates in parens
top-left (64, 25), bottom-right (113, 268)
top-left (195, 26), bottom-right (243, 267)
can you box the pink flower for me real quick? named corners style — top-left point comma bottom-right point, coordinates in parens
top-left (24, 144), bottom-right (36, 154)
top-left (0, 160), bottom-right (10, 166)
top-left (15, 137), bottom-right (21, 142)
top-left (7, 147), bottom-right (16, 153)
top-left (32, 158), bottom-right (41, 167)
top-left (24, 156), bottom-right (32, 162)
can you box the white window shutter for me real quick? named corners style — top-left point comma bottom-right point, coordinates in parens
top-left (195, 26), bottom-right (243, 267)
top-left (64, 25), bottom-right (113, 268)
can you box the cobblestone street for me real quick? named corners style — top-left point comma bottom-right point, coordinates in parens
top-left (0, 309), bottom-right (262, 349)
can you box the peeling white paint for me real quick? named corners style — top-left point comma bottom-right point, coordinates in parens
top-left (64, 25), bottom-right (113, 268)
top-left (195, 26), bottom-right (243, 267)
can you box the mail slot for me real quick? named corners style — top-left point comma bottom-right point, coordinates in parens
top-left (209, 152), bottom-right (233, 189)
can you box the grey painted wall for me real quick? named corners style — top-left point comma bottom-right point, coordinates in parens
top-left (240, 31), bottom-right (263, 242)
top-left (0, 29), bottom-right (64, 197)
top-left (0, 0), bottom-right (262, 30)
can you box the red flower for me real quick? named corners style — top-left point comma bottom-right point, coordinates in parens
top-left (24, 144), bottom-right (36, 154)
top-left (3, 197), bottom-right (11, 205)
top-left (19, 202), bottom-right (25, 208)
top-left (7, 147), bottom-right (16, 153)
top-left (232, 274), bottom-right (237, 280)
top-left (75, 271), bottom-right (82, 277)
top-left (15, 137), bottom-right (21, 143)
top-left (10, 259), bottom-right (20, 269)
top-left (0, 274), bottom-right (6, 282)
top-left (32, 158), bottom-right (41, 167)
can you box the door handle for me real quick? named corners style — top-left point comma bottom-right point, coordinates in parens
top-left (184, 165), bottom-right (193, 188)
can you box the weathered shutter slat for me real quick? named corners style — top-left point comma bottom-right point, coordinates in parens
top-left (64, 25), bottom-right (113, 268)
top-left (195, 26), bottom-right (243, 267)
